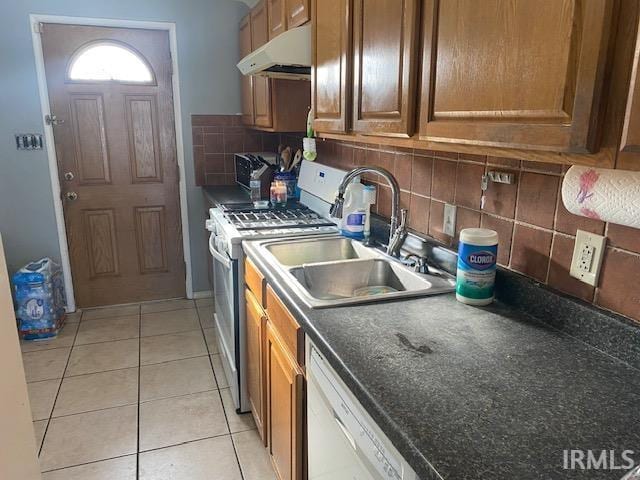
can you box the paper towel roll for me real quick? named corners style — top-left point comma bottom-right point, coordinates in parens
top-left (561, 165), bottom-right (640, 228)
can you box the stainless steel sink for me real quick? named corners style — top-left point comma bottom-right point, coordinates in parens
top-left (258, 236), bottom-right (456, 308)
top-left (264, 236), bottom-right (376, 266)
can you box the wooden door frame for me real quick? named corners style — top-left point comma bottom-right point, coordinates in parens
top-left (29, 14), bottom-right (193, 311)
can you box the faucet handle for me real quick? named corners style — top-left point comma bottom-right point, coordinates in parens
top-left (398, 208), bottom-right (408, 230)
top-left (403, 253), bottom-right (429, 274)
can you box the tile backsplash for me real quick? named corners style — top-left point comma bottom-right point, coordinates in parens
top-left (191, 115), bottom-right (285, 186)
top-left (192, 115), bottom-right (640, 323)
top-left (312, 138), bottom-right (640, 323)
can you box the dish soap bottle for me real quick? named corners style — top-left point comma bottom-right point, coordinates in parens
top-left (340, 178), bottom-right (367, 240)
top-left (340, 179), bottom-right (366, 240)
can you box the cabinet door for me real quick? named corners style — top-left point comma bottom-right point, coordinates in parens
top-left (351, 0), bottom-right (419, 137)
top-left (419, 0), bottom-right (614, 153)
top-left (286, 0), bottom-right (309, 29)
top-left (239, 13), bottom-right (254, 126)
top-left (312, 0), bottom-right (352, 134)
top-left (266, 322), bottom-right (304, 480)
top-left (621, 16), bottom-right (640, 156)
top-left (267, 0), bottom-right (287, 40)
top-left (246, 289), bottom-right (267, 444)
top-left (251, 1), bottom-right (274, 128)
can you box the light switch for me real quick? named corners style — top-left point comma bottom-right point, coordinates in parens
top-left (15, 134), bottom-right (44, 150)
top-left (443, 203), bottom-right (457, 237)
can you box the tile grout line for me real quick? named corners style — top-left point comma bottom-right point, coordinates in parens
top-left (195, 305), bottom-right (246, 480)
top-left (40, 431), bottom-right (237, 475)
top-left (48, 401), bottom-right (141, 420)
top-left (136, 304), bottom-right (141, 480)
top-left (45, 386), bottom-right (224, 422)
top-left (140, 387), bottom-right (220, 405)
top-left (40, 452), bottom-right (137, 475)
top-left (138, 431), bottom-right (237, 455)
top-left (38, 308), bottom-right (84, 460)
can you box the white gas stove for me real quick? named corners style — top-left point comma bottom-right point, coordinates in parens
top-left (205, 160), bottom-right (345, 412)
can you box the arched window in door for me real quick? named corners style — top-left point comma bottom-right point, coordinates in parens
top-left (67, 41), bottom-right (155, 83)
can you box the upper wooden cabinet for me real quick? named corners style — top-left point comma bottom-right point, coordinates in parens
top-left (419, 0), bottom-right (615, 153)
top-left (252, 0), bottom-right (275, 129)
top-left (267, 0), bottom-right (287, 40)
top-left (240, 0), bottom-right (310, 132)
top-left (286, 0), bottom-right (310, 29)
top-left (252, 0), bottom-right (270, 49)
top-left (312, 0), bottom-right (352, 134)
top-left (253, 77), bottom-right (274, 128)
top-left (239, 14), bottom-right (254, 126)
top-left (621, 16), bottom-right (640, 156)
top-left (352, 0), bottom-right (420, 137)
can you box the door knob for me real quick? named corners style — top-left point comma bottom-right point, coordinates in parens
top-left (64, 191), bottom-right (78, 201)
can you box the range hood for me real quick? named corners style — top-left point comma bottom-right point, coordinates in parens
top-left (237, 24), bottom-right (311, 80)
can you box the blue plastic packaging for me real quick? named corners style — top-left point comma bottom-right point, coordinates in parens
top-left (13, 258), bottom-right (66, 340)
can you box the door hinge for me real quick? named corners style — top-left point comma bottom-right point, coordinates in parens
top-left (33, 22), bottom-right (43, 34)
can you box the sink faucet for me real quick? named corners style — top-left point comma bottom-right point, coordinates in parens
top-left (330, 166), bottom-right (408, 257)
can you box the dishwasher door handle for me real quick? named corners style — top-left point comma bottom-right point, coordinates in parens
top-left (333, 409), bottom-right (357, 451)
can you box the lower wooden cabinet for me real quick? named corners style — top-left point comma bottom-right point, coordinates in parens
top-left (266, 321), bottom-right (304, 480)
top-left (246, 288), bottom-right (267, 444)
top-left (244, 259), bottom-right (306, 480)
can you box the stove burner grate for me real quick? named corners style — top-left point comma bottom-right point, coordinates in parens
top-left (223, 207), bottom-right (333, 230)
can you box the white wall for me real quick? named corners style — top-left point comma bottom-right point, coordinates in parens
top-left (0, 0), bottom-right (248, 295)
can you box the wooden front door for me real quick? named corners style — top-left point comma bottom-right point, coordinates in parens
top-left (41, 24), bottom-right (185, 307)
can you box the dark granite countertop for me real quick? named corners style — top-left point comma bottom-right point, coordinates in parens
top-left (243, 240), bottom-right (640, 480)
top-left (202, 185), bottom-right (250, 207)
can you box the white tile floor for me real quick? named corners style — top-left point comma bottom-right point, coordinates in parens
top-left (22, 298), bottom-right (276, 480)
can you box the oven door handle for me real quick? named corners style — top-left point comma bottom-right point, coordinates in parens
top-left (209, 234), bottom-right (232, 270)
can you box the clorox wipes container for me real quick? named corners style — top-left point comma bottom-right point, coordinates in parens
top-left (456, 228), bottom-right (499, 306)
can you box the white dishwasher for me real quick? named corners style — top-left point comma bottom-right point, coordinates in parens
top-left (307, 339), bottom-right (420, 480)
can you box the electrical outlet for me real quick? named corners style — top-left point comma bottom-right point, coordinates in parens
top-left (570, 229), bottom-right (606, 286)
top-left (443, 203), bottom-right (457, 237)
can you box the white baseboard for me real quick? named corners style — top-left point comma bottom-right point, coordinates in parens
top-left (192, 290), bottom-right (213, 299)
